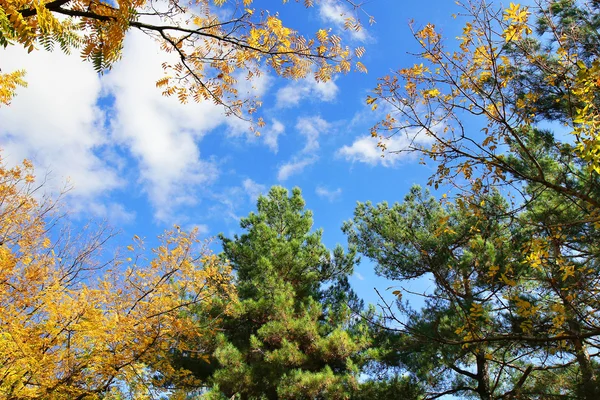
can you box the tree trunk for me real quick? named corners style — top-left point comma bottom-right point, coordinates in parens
top-left (568, 318), bottom-right (600, 400)
top-left (476, 350), bottom-right (492, 400)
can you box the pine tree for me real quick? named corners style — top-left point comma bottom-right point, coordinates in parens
top-left (203, 187), bottom-right (370, 399)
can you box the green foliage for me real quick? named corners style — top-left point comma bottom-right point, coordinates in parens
top-left (361, 1), bottom-right (600, 398)
top-left (353, 376), bottom-right (422, 400)
top-left (344, 186), bottom-right (544, 398)
top-left (195, 187), bottom-right (370, 399)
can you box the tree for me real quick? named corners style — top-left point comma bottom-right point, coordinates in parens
top-left (0, 0), bottom-right (369, 123)
top-left (503, 0), bottom-right (600, 126)
top-left (367, 0), bottom-right (600, 193)
top-left (0, 155), bottom-right (236, 399)
top-left (508, 128), bottom-right (600, 399)
top-left (363, 0), bottom-right (600, 398)
top-left (344, 186), bottom-right (564, 399)
top-left (194, 186), bottom-right (369, 399)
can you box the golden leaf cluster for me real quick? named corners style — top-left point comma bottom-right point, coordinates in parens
top-left (0, 0), bottom-right (370, 123)
top-left (0, 154), bottom-right (236, 399)
top-left (0, 69), bottom-right (26, 105)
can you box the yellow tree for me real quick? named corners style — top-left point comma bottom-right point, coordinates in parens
top-left (0, 154), bottom-right (236, 399)
top-left (0, 0), bottom-right (369, 125)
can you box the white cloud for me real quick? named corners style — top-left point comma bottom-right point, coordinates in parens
top-left (354, 272), bottom-right (365, 281)
top-left (85, 201), bottom-right (137, 225)
top-left (318, 0), bottom-right (369, 42)
top-left (183, 223), bottom-right (210, 236)
top-left (277, 157), bottom-right (317, 181)
top-left (0, 43), bottom-right (125, 212)
top-left (276, 115), bottom-right (330, 181)
top-left (276, 84), bottom-right (303, 107)
top-left (0, 28), bottom-right (264, 224)
top-left (234, 69), bottom-right (271, 99)
top-left (337, 136), bottom-right (386, 165)
top-left (208, 186), bottom-right (245, 223)
top-left (337, 128), bottom-right (435, 167)
top-left (315, 186), bottom-right (342, 202)
top-left (262, 119), bottom-right (285, 153)
top-left (296, 116), bottom-right (330, 154)
top-left (102, 30), bottom-right (225, 223)
top-left (275, 76), bottom-right (338, 108)
top-left (242, 178), bottom-right (266, 202)
top-left (319, 0), bottom-right (347, 26)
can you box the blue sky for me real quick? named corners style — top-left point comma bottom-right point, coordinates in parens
top-left (0, 0), bottom-right (519, 306)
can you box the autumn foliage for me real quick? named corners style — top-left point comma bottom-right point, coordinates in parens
top-left (5, 0), bottom-right (600, 399)
top-left (0, 156), bottom-right (235, 399)
top-left (0, 0), bottom-right (368, 127)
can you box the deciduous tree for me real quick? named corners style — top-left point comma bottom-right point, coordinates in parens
top-left (0, 0), bottom-right (369, 125)
top-left (0, 155), bottom-right (235, 399)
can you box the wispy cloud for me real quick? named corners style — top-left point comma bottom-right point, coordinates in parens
top-left (183, 223), bottom-right (210, 237)
top-left (242, 178), bottom-right (266, 202)
top-left (275, 77), bottom-right (338, 108)
top-left (262, 119), bottom-right (285, 153)
top-left (277, 157), bottom-right (317, 181)
top-left (315, 186), bottom-right (342, 202)
top-left (277, 116), bottom-right (330, 181)
top-left (337, 127), bottom-right (435, 167)
top-left (337, 136), bottom-right (387, 165)
top-left (296, 116), bottom-right (330, 154)
top-left (86, 202), bottom-right (137, 225)
top-left (318, 0), bottom-right (371, 42)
